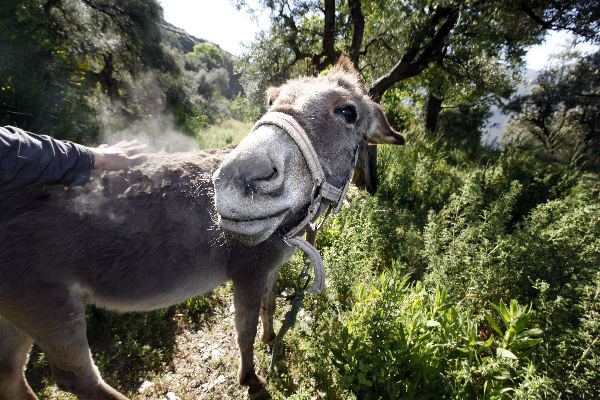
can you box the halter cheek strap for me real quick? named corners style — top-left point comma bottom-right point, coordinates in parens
top-left (251, 112), bottom-right (360, 293)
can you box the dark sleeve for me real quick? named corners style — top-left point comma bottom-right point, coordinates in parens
top-left (0, 126), bottom-right (94, 191)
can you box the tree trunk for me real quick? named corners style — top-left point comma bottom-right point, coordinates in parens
top-left (348, 0), bottom-right (365, 67)
top-left (351, 142), bottom-right (378, 195)
top-left (425, 92), bottom-right (442, 133)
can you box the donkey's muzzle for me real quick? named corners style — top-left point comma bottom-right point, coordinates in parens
top-left (216, 147), bottom-right (285, 198)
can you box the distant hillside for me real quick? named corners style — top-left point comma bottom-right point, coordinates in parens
top-left (161, 21), bottom-right (206, 53)
top-left (160, 21), bottom-right (242, 99)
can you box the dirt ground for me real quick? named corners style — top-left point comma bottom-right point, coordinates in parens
top-left (41, 293), bottom-right (269, 400)
top-left (135, 304), bottom-right (248, 400)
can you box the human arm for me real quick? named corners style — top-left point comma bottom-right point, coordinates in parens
top-left (0, 126), bottom-right (95, 190)
top-left (0, 126), bottom-right (146, 191)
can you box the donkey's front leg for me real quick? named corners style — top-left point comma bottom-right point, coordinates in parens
top-left (260, 268), bottom-right (278, 344)
top-left (232, 274), bottom-right (269, 396)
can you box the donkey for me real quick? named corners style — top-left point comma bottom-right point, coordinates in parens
top-left (0, 57), bottom-right (404, 400)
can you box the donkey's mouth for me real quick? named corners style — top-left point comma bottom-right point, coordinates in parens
top-left (220, 208), bottom-right (288, 223)
top-left (217, 209), bottom-right (289, 246)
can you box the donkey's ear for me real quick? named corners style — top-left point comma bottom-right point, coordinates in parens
top-left (331, 55), bottom-right (358, 75)
top-left (329, 55), bottom-right (362, 88)
top-left (365, 101), bottom-right (405, 145)
top-left (266, 86), bottom-right (281, 107)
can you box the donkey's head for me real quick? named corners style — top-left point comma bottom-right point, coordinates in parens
top-left (213, 56), bottom-right (404, 245)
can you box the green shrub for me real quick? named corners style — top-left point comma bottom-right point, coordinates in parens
top-left (377, 134), bottom-right (466, 227)
top-left (512, 183), bottom-right (600, 398)
top-left (292, 134), bottom-right (592, 399)
top-left (177, 290), bottom-right (226, 326)
top-left (230, 92), bottom-right (261, 123)
top-left (422, 171), bottom-right (523, 308)
top-left (84, 307), bottom-right (177, 391)
top-left (325, 269), bottom-right (549, 399)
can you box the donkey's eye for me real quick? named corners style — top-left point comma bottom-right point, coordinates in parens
top-left (335, 105), bottom-right (357, 124)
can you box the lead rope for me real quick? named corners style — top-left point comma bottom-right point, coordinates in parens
top-left (269, 227), bottom-right (319, 372)
top-left (269, 210), bottom-right (339, 371)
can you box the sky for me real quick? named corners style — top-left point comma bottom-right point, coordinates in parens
top-left (158, 0), bottom-right (269, 56)
top-left (525, 30), bottom-right (599, 70)
top-left (159, 0), bottom-right (598, 71)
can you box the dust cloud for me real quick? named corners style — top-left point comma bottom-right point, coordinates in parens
top-left (96, 73), bottom-right (200, 154)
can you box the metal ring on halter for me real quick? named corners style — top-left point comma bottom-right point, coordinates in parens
top-left (278, 233), bottom-right (293, 247)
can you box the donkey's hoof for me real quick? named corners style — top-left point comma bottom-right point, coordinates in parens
top-left (241, 372), bottom-right (267, 394)
top-left (249, 386), bottom-right (271, 400)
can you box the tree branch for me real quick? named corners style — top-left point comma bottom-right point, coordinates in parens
top-left (368, 6), bottom-right (459, 101)
top-left (360, 36), bottom-right (398, 58)
top-left (348, 0), bottom-right (364, 67)
top-left (519, 5), bottom-right (556, 29)
top-left (520, 4), bottom-right (598, 42)
top-left (279, 8), bottom-right (312, 66)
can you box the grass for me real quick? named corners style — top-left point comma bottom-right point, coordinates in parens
top-left (196, 119), bottom-right (252, 150)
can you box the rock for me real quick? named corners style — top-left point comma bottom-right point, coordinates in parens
top-left (211, 349), bottom-right (223, 359)
top-left (166, 392), bottom-right (181, 400)
top-left (138, 381), bottom-right (154, 393)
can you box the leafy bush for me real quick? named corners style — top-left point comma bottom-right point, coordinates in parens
top-left (230, 92), bottom-right (261, 123)
top-left (512, 183), bottom-right (600, 398)
top-left (377, 134), bottom-right (466, 226)
top-left (437, 104), bottom-right (489, 153)
top-left (422, 172), bottom-right (522, 309)
top-left (281, 133), bottom-right (595, 399)
top-left (324, 270), bottom-right (549, 399)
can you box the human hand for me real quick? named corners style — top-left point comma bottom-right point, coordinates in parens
top-left (90, 139), bottom-right (148, 170)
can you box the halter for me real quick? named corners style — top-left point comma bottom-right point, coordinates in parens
top-left (250, 112), bottom-right (360, 293)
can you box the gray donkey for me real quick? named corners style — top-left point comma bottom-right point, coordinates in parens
top-left (0, 57), bottom-right (404, 400)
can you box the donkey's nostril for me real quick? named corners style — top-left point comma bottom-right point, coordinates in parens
top-left (266, 168), bottom-right (277, 181)
top-left (244, 178), bottom-right (255, 196)
top-left (244, 167), bottom-right (282, 196)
